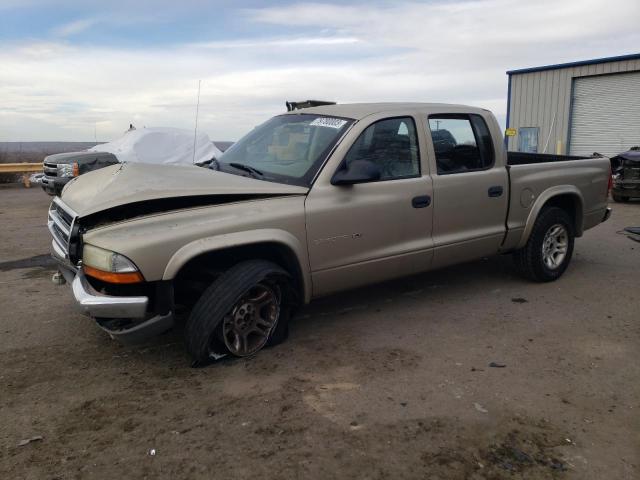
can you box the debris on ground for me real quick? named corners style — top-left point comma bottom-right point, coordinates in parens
top-left (18, 435), bottom-right (43, 447)
top-left (511, 297), bottom-right (528, 303)
top-left (485, 431), bottom-right (568, 473)
top-left (489, 362), bottom-right (507, 368)
top-left (474, 402), bottom-right (488, 413)
top-left (621, 227), bottom-right (640, 243)
top-left (148, 448), bottom-right (156, 456)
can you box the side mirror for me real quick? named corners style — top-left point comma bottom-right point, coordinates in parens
top-left (331, 160), bottom-right (381, 185)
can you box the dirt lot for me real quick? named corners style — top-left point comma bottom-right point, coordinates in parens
top-left (0, 186), bottom-right (638, 479)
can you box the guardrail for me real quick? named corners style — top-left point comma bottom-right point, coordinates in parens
top-left (0, 163), bottom-right (43, 188)
top-left (0, 162), bottom-right (42, 173)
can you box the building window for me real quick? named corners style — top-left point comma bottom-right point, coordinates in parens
top-left (518, 127), bottom-right (539, 153)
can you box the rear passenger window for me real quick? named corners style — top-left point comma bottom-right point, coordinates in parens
top-left (428, 114), bottom-right (494, 174)
top-left (344, 117), bottom-right (420, 181)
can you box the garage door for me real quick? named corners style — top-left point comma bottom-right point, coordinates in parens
top-left (569, 71), bottom-right (640, 157)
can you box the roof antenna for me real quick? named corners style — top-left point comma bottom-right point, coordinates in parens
top-left (192, 79), bottom-right (201, 164)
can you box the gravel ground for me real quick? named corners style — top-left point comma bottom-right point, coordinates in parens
top-left (0, 186), bottom-right (638, 479)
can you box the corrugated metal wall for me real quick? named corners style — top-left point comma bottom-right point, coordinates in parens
top-left (507, 58), bottom-right (640, 153)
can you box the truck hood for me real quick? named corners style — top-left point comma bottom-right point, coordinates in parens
top-left (44, 150), bottom-right (118, 165)
top-left (61, 162), bottom-right (308, 218)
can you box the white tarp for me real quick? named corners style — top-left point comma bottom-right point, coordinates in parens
top-left (88, 127), bottom-right (222, 165)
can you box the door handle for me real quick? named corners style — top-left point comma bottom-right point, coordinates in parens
top-left (488, 186), bottom-right (503, 197)
top-left (412, 195), bottom-right (431, 208)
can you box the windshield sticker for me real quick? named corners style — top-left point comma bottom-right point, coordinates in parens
top-left (310, 117), bottom-right (348, 129)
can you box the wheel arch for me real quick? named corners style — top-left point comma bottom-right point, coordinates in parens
top-left (517, 186), bottom-right (584, 249)
top-left (164, 229), bottom-right (311, 303)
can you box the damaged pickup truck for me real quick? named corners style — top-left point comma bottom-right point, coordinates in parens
top-left (611, 147), bottom-right (640, 202)
top-left (49, 103), bottom-right (612, 364)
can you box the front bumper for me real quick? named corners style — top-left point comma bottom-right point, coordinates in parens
top-left (72, 271), bottom-right (148, 318)
top-left (51, 241), bottom-right (174, 344)
top-left (613, 179), bottom-right (640, 196)
top-left (41, 175), bottom-right (70, 196)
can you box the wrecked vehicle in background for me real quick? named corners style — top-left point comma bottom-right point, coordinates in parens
top-left (42, 151), bottom-right (119, 196)
top-left (41, 127), bottom-right (222, 196)
top-left (48, 103), bottom-right (611, 365)
top-left (611, 147), bottom-right (640, 202)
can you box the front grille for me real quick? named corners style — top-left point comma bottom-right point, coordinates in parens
top-left (48, 198), bottom-right (78, 259)
top-left (43, 162), bottom-right (58, 177)
top-left (623, 167), bottom-right (640, 180)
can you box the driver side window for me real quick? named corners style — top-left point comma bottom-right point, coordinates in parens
top-left (343, 117), bottom-right (420, 181)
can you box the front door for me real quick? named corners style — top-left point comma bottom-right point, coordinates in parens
top-left (305, 116), bottom-right (434, 296)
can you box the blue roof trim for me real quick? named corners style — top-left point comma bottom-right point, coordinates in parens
top-left (506, 52), bottom-right (640, 75)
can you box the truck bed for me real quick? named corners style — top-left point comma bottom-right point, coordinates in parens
top-left (507, 152), bottom-right (596, 166)
top-left (502, 153), bottom-right (611, 251)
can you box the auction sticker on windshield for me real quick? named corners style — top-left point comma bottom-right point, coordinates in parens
top-left (310, 117), bottom-right (348, 129)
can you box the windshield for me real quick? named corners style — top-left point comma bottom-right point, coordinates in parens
top-left (218, 114), bottom-right (354, 186)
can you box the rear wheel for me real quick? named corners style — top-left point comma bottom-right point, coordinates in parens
top-left (514, 207), bottom-right (575, 282)
top-left (185, 260), bottom-right (293, 366)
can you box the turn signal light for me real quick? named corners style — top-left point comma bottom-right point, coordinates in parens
top-left (83, 265), bottom-right (145, 284)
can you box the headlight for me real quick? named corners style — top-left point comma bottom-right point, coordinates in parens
top-left (57, 162), bottom-right (79, 178)
top-left (82, 244), bottom-right (144, 283)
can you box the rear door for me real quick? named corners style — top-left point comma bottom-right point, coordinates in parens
top-left (425, 113), bottom-right (508, 268)
top-left (305, 115), bottom-right (434, 296)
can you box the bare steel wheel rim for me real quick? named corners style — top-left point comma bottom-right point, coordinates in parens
top-left (542, 223), bottom-right (568, 270)
top-left (221, 283), bottom-right (281, 357)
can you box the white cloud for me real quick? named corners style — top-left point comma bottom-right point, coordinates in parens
top-left (191, 36), bottom-right (362, 49)
top-left (248, 0), bottom-right (640, 67)
top-left (50, 10), bottom-right (174, 38)
top-left (52, 18), bottom-right (99, 37)
top-left (1, 0), bottom-right (639, 141)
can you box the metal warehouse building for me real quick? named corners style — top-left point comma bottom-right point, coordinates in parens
top-left (506, 53), bottom-right (640, 157)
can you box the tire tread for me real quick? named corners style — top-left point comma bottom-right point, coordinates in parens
top-left (514, 207), bottom-right (574, 282)
top-left (185, 260), bottom-right (291, 364)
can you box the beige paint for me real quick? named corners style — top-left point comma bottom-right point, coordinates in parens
top-left (423, 107), bottom-right (510, 269)
top-left (163, 228), bottom-right (313, 301)
top-left (82, 196), bottom-right (312, 299)
top-left (62, 161), bottom-right (308, 217)
top-left (506, 157), bottom-right (609, 249)
top-left (61, 103), bottom-right (610, 305)
top-left (305, 109), bottom-right (434, 296)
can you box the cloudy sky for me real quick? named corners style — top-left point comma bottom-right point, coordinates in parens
top-left (1, 0), bottom-right (639, 141)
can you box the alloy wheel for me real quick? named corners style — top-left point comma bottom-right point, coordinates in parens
top-left (219, 283), bottom-right (281, 357)
top-left (542, 224), bottom-right (568, 269)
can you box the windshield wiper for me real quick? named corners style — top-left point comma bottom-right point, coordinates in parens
top-left (209, 158), bottom-right (220, 171)
top-left (228, 162), bottom-right (264, 178)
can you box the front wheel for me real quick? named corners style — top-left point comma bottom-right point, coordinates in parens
top-left (185, 260), bottom-right (294, 366)
top-left (612, 194), bottom-right (628, 203)
top-left (514, 207), bottom-right (575, 282)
